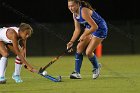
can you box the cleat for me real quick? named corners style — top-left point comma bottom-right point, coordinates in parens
top-left (0, 77), bottom-right (6, 84)
top-left (12, 74), bottom-right (23, 83)
top-left (92, 63), bottom-right (101, 79)
top-left (70, 71), bottom-right (81, 79)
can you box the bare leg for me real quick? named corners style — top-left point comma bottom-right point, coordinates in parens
top-left (86, 36), bottom-right (103, 79)
top-left (6, 44), bottom-right (23, 83)
top-left (0, 42), bottom-right (8, 83)
top-left (70, 35), bottom-right (91, 79)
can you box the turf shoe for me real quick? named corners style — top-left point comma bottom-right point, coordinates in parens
top-left (70, 71), bottom-right (81, 79)
top-left (0, 77), bottom-right (6, 84)
top-left (12, 74), bottom-right (23, 83)
top-left (92, 63), bottom-right (101, 79)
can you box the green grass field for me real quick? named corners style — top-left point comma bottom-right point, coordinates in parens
top-left (0, 55), bottom-right (140, 93)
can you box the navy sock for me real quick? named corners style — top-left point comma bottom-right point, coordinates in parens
top-left (89, 55), bottom-right (99, 69)
top-left (75, 52), bottom-right (83, 73)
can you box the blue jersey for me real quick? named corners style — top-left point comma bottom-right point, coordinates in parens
top-left (74, 6), bottom-right (108, 38)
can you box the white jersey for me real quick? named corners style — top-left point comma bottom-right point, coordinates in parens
top-left (0, 27), bottom-right (19, 44)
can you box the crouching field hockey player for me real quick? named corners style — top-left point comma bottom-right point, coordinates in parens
top-left (0, 23), bottom-right (37, 84)
top-left (67, 0), bottom-right (108, 79)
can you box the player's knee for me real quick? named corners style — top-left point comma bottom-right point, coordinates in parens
top-left (76, 46), bottom-right (83, 54)
top-left (85, 50), bottom-right (92, 57)
top-left (2, 52), bottom-right (9, 57)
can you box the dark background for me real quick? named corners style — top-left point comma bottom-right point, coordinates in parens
top-left (0, 0), bottom-right (139, 23)
top-left (0, 0), bottom-right (139, 56)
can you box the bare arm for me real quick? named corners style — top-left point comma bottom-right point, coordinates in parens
top-left (67, 14), bottom-right (81, 49)
top-left (70, 14), bottom-right (81, 42)
top-left (20, 39), bottom-right (26, 58)
top-left (80, 8), bottom-right (98, 40)
top-left (8, 29), bottom-right (33, 71)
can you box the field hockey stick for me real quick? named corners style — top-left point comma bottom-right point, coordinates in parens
top-left (39, 73), bottom-right (62, 82)
top-left (38, 46), bottom-right (73, 73)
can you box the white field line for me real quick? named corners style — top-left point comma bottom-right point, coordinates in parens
top-left (5, 74), bottom-right (140, 79)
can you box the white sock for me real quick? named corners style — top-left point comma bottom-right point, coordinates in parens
top-left (14, 56), bottom-right (22, 76)
top-left (0, 57), bottom-right (8, 77)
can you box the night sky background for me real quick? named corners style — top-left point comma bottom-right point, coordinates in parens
top-left (0, 0), bottom-right (138, 23)
top-left (0, 0), bottom-right (139, 55)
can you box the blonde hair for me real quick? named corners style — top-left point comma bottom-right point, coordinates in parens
top-left (19, 23), bottom-right (33, 35)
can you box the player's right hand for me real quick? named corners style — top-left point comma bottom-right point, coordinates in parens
top-left (30, 68), bottom-right (38, 73)
top-left (67, 41), bottom-right (73, 52)
top-left (24, 64), bottom-right (37, 73)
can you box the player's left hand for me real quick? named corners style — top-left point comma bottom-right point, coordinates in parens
top-left (23, 64), bottom-right (27, 69)
top-left (79, 34), bottom-right (86, 42)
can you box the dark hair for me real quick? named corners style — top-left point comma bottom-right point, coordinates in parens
top-left (68, 0), bottom-right (93, 10)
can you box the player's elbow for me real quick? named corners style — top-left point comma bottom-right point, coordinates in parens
top-left (91, 25), bottom-right (98, 32)
top-left (94, 24), bottom-right (98, 30)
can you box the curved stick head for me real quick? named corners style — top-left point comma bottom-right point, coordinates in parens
top-left (38, 67), bottom-right (44, 74)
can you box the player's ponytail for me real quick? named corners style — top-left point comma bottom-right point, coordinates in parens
top-left (80, 0), bottom-right (93, 10)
